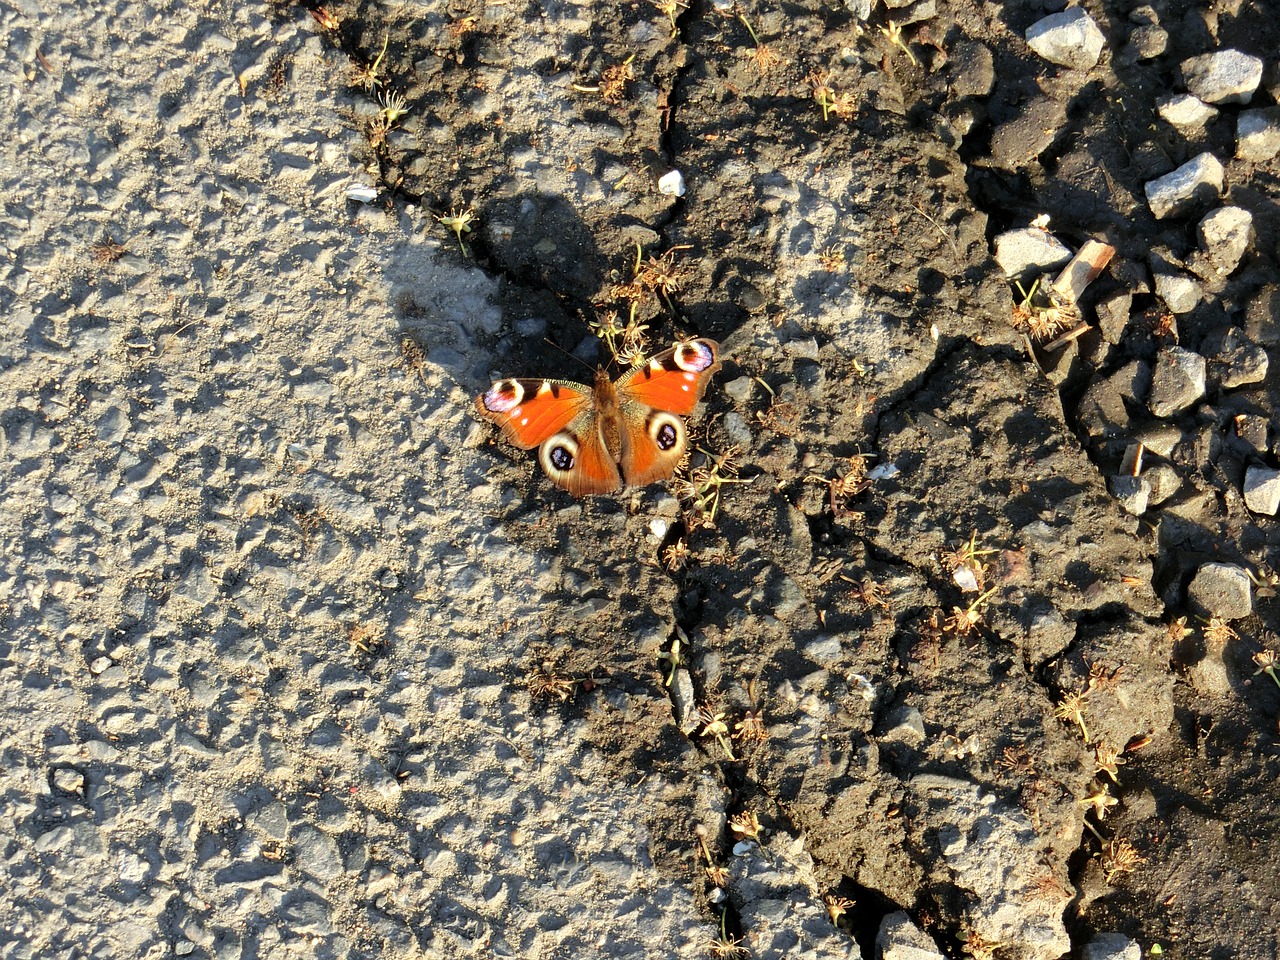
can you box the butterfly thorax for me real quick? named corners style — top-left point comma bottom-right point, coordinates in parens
top-left (593, 367), bottom-right (625, 461)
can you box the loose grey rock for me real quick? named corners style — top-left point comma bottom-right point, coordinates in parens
top-left (1143, 463), bottom-right (1181, 505)
top-left (723, 376), bottom-right (754, 404)
top-left (1148, 347), bottom-right (1206, 418)
top-left (1234, 414), bottom-right (1269, 453)
top-left (292, 824), bottom-right (343, 881)
top-left (1196, 206), bottom-right (1252, 277)
top-left (880, 705), bottom-right (927, 747)
top-left (1207, 327), bottom-right (1269, 388)
top-left (1083, 932), bottom-right (1142, 960)
top-left (1154, 271), bottom-right (1202, 314)
top-left (1095, 290), bottom-right (1132, 344)
top-left (1156, 94), bottom-right (1218, 134)
top-left (1244, 466), bottom-right (1280, 516)
top-left (1181, 50), bottom-right (1264, 104)
top-left (878, 911), bottom-right (946, 960)
top-left (1077, 360), bottom-right (1151, 440)
top-left (1144, 153), bottom-right (1224, 219)
top-left (1134, 421), bottom-right (1183, 458)
top-left (1187, 563), bottom-right (1253, 620)
top-left (1127, 24), bottom-right (1167, 60)
top-left (1108, 475), bottom-right (1150, 515)
top-left (993, 227), bottom-right (1071, 278)
top-left (1237, 107), bottom-right (1280, 162)
top-left (1026, 8), bottom-right (1106, 70)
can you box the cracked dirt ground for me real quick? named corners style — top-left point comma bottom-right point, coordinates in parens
top-left (1, 0), bottom-right (1278, 958)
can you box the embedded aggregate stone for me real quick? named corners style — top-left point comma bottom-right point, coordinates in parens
top-left (1144, 153), bottom-right (1224, 219)
top-left (1188, 563), bottom-right (1253, 620)
top-left (990, 96), bottom-right (1067, 169)
top-left (1237, 107), bottom-right (1280, 161)
top-left (1180, 49), bottom-right (1264, 104)
top-left (878, 912), bottom-right (946, 960)
top-left (1147, 347), bottom-right (1206, 417)
top-left (1126, 24), bottom-right (1167, 61)
top-left (1143, 463), bottom-right (1181, 505)
top-left (1083, 933), bottom-right (1142, 960)
top-left (1025, 8), bottom-right (1106, 70)
top-left (1244, 466), bottom-right (1280, 516)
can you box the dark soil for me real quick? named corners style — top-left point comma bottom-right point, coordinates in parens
top-left (317, 0), bottom-right (1280, 956)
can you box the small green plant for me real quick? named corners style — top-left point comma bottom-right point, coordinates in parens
top-left (680, 446), bottom-right (745, 528)
top-left (1253, 649), bottom-right (1280, 689)
top-left (1102, 837), bottom-right (1145, 883)
top-left (805, 69), bottom-right (855, 121)
top-left (699, 707), bottom-right (736, 760)
top-left (880, 21), bottom-right (919, 66)
top-left (944, 586), bottom-right (997, 637)
top-left (1093, 741), bottom-right (1126, 784)
top-left (1078, 782), bottom-right (1118, 821)
top-left (657, 632), bottom-right (686, 687)
top-left (738, 13), bottom-right (785, 75)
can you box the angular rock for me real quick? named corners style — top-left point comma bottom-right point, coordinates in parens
top-left (1196, 206), bottom-right (1252, 277)
top-left (880, 705), bottom-right (927, 747)
top-left (1156, 93), bottom-right (1218, 134)
top-left (1207, 327), bottom-right (1269, 388)
top-left (1094, 290), bottom-right (1131, 344)
top-left (993, 227), bottom-right (1071, 278)
top-left (1237, 107), bottom-right (1280, 162)
top-left (1144, 153), bottom-right (1224, 219)
top-left (1147, 347), bottom-right (1205, 417)
top-left (1143, 463), bottom-right (1181, 505)
top-left (1181, 50), bottom-right (1264, 104)
top-left (878, 911), bottom-right (946, 960)
top-left (1083, 932), bottom-right (1142, 960)
top-left (1127, 24), bottom-right (1167, 61)
top-left (1233, 413), bottom-right (1269, 453)
top-left (1154, 271), bottom-right (1202, 314)
top-left (1109, 475), bottom-right (1150, 515)
top-left (1077, 360), bottom-right (1151, 440)
top-left (1026, 8), bottom-right (1106, 70)
top-left (1244, 466), bottom-right (1280, 516)
top-left (1187, 562), bottom-right (1253, 619)
top-left (950, 41), bottom-right (995, 98)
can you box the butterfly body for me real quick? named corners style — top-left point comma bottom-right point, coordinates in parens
top-left (476, 339), bottom-right (721, 497)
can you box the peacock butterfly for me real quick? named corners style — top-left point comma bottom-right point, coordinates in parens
top-left (475, 338), bottom-right (721, 497)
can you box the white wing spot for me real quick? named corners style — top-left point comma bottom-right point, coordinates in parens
top-left (512, 407), bottom-right (523, 417)
top-left (521, 417), bottom-right (529, 426)
top-left (681, 384), bottom-right (690, 391)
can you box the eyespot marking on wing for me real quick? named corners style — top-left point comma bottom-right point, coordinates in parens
top-left (482, 380), bottom-right (525, 413)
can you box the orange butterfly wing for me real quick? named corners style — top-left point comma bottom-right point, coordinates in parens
top-left (475, 377), bottom-right (622, 495)
top-left (616, 339), bottom-right (721, 487)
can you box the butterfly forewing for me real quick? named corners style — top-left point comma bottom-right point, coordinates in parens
top-left (615, 339), bottom-right (720, 416)
top-left (475, 378), bottom-right (594, 449)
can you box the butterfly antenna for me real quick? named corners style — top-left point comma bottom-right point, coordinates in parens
top-left (542, 337), bottom-right (600, 373)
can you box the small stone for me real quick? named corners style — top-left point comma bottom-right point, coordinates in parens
top-left (1127, 24), bottom-right (1167, 60)
top-left (1144, 153), bottom-right (1224, 219)
top-left (1156, 94), bottom-right (1218, 134)
top-left (1237, 108), bottom-right (1280, 162)
top-left (175, 942), bottom-right (196, 957)
top-left (1077, 360), bottom-right (1151, 440)
top-left (1187, 562), bottom-right (1253, 619)
top-left (1233, 413), bottom-right (1269, 453)
top-left (1134, 422), bottom-right (1182, 458)
top-left (657, 170), bottom-right (686, 197)
top-left (880, 705), bottom-right (926, 746)
top-left (1143, 463), bottom-right (1181, 505)
top-left (723, 376), bottom-right (754, 404)
top-left (878, 911), bottom-right (946, 960)
top-left (1108, 475), bottom-right (1150, 515)
top-left (1244, 466), bottom-right (1280, 516)
top-left (993, 227), bottom-right (1071, 278)
top-left (1196, 207), bottom-right (1252, 277)
top-left (1083, 932), bottom-right (1142, 960)
top-left (52, 768), bottom-right (85, 794)
top-left (1095, 290), bottom-right (1132, 344)
top-left (292, 825), bottom-right (343, 881)
top-left (1180, 50), bottom-right (1263, 104)
top-left (1026, 8), bottom-right (1106, 70)
top-left (1154, 272), bottom-right (1201, 314)
top-left (1207, 327), bottom-right (1269, 388)
top-left (1147, 347), bottom-right (1205, 418)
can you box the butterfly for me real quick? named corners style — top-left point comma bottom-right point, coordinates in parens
top-left (475, 338), bottom-right (721, 497)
